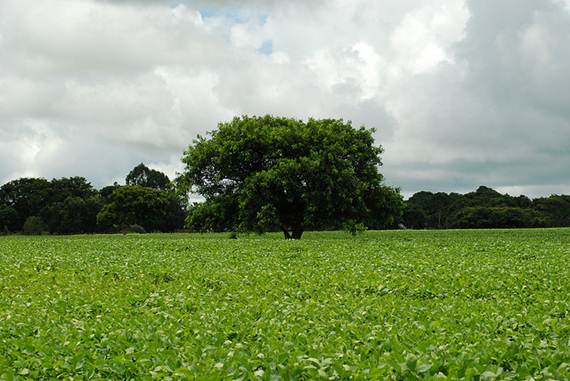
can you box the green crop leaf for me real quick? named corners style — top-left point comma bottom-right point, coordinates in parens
top-left (0, 229), bottom-right (569, 379)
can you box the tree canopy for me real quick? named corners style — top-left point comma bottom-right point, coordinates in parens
top-left (0, 166), bottom-right (184, 235)
top-left (126, 163), bottom-right (171, 190)
top-left (179, 115), bottom-right (401, 239)
top-left (533, 195), bottom-right (570, 227)
top-left (97, 185), bottom-right (184, 232)
top-left (402, 186), bottom-right (570, 229)
top-left (41, 196), bottom-right (102, 234)
top-left (0, 178), bottom-right (52, 230)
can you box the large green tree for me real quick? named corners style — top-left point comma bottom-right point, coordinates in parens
top-left (179, 115), bottom-right (401, 239)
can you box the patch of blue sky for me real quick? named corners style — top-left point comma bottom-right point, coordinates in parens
top-left (197, 5), bottom-right (269, 26)
top-left (257, 40), bottom-right (273, 55)
top-left (199, 6), bottom-right (246, 23)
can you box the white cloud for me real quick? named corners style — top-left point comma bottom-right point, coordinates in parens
top-left (305, 42), bottom-right (384, 101)
top-left (383, 0), bottom-right (570, 196)
top-left (0, 0), bottom-right (569, 197)
top-left (389, 3), bottom-right (468, 75)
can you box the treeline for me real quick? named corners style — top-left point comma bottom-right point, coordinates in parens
top-left (0, 164), bottom-right (185, 235)
top-left (403, 186), bottom-right (570, 229)
top-left (2, 172), bottom-right (569, 235)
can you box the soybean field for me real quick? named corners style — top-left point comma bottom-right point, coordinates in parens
top-left (1, 229), bottom-right (570, 380)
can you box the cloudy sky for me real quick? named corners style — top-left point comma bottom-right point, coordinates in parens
top-left (1, 0), bottom-right (569, 197)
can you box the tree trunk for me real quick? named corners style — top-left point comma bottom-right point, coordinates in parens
top-left (281, 225), bottom-right (303, 239)
top-left (291, 225), bottom-right (303, 240)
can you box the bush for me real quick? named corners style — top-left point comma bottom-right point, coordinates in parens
top-left (344, 221), bottom-right (367, 236)
top-left (120, 224), bottom-right (146, 234)
top-left (22, 216), bottom-right (48, 235)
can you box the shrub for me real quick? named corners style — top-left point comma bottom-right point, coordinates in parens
top-left (120, 224), bottom-right (147, 234)
top-left (344, 221), bottom-right (367, 236)
top-left (22, 216), bottom-right (48, 235)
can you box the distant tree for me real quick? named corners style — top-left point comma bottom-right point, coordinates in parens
top-left (403, 186), bottom-right (543, 229)
top-left (100, 183), bottom-right (121, 200)
top-left (514, 195), bottom-right (533, 208)
top-left (460, 186), bottom-right (519, 208)
top-left (452, 207), bottom-right (545, 229)
top-left (402, 206), bottom-right (428, 229)
top-left (0, 205), bottom-right (18, 232)
top-left (41, 196), bottom-right (103, 234)
top-left (22, 216), bottom-right (48, 235)
top-left (179, 115), bottom-right (400, 239)
top-left (533, 195), bottom-right (570, 227)
top-left (0, 178), bottom-right (52, 230)
top-left (126, 164), bottom-right (171, 190)
top-left (404, 191), bottom-right (459, 229)
top-left (96, 186), bottom-right (184, 232)
top-left (49, 177), bottom-right (97, 203)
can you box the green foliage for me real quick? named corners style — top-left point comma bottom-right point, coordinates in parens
top-left (533, 195), bottom-right (570, 227)
top-left (0, 204), bottom-right (18, 232)
top-left (362, 185), bottom-right (404, 229)
top-left (403, 186), bottom-right (570, 229)
top-left (343, 221), bottom-right (367, 236)
top-left (0, 178), bottom-right (52, 229)
top-left (0, 177), bottom-right (101, 233)
top-left (48, 177), bottom-right (98, 203)
top-left (402, 206), bottom-right (428, 229)
top-left (1, 229), bottom-right (570, 379)
top-left (453, 207), bottom-right (546, 228)
top-left (126, 163), bottom-right (172, 190)
top-left (41, 196), bottom-right (103, 234)
top-left (180, 115), bottom-right (400, 239)
top-left (185, 195), bottom-right (238, 233)
top-left (21, 216), bottom-right (48, 235)
top-left (99, 183), bottom-right (121, 200)
top-left (97, 186), bottom-right (184, 232)
top-left (403, 191), bottom-right (462, 229)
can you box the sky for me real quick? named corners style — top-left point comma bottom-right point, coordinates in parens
top-left (1, 0), bottom-right (569, 198)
